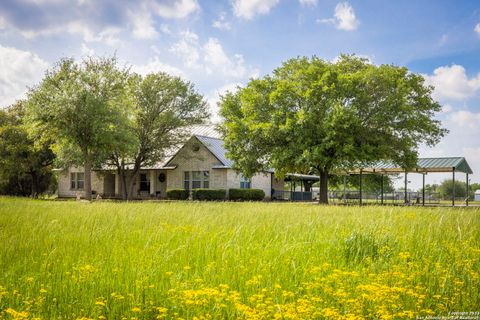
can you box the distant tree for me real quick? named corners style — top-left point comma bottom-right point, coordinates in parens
top-left (438, 179), bottom-right (468, 200)
top-left (107, 72), bottom-right (209, 200)
top-left (26, 57), bottom-right (132, 200)
top-left (0, 101), bottom-right (55, 197)
top-left (330, 174), bottom-right (395, 193)
top-left (220, 55), bottom-right (447, 204)
top-left (420, 183), bottom-right (439, 194)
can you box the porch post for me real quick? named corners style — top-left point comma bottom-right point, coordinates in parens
top-left (150, 170), bottom-right (156, 196)
top-left (359, 170), bottom-right (363, 206)
top-left (452, 167), bottom-right (455, 207)
top-left (466, 173), bottom-right (469, 207)
top-left (115, 173), bottom-right (121, 197)
top-left (422, 173), bottom-right (425, 206)
top-left (381, 174), bottom-right (384, 205)
top-left (404, 171), bottom-right (408, 205)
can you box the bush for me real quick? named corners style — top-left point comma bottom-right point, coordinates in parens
top-left (192, 189), bottom-right (226, 201)
top-left (166, 189), bottom-right (189, 200)
top-left (228, 188), bottom-right (265, 201)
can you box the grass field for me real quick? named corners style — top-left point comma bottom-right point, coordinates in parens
top-left (0, 197), bottom-right (479, 319)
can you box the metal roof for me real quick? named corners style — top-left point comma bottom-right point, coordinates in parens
top-left (195, 135), bottom-right (234, 167)
top-left (357, 157), bottom-right (473, 174)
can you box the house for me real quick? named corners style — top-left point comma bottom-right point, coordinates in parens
top-left (57, 126), bottom-right (285, 200)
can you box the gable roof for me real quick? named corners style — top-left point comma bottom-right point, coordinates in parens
top-left (194, 135), bottom-right (233, 168)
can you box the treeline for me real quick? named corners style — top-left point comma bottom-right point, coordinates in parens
top-left (1, 56), bottom-right (209, 199)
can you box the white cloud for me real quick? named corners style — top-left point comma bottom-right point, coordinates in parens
top-left (128, 9), bottom-right (158, 39)
top-left (299, 0), bottom-right (317, 6)
top-left (317, 2), bottom-right (359, 31)
top-left (475, 23), bottom-right (480, 37)
top-left (0, 45), bottom-right (49, 108)
top-left (151, 0), bottom-right (199, 19)
top-left (232, 0), bottom-right (280, 20)
top-left (203, 38), bottom-right (258, 78)
top-left (132, 57), bottom-right (185, 78)
top-left (423, 65), bottom-right (480, 101)
top-left (80, 43), bottom-right (95, 56)
top-left (212, 12), bottom-right (231, 30)
top-left (449, 110), bottom-right (480, 129)
top-left (170, 30), bottom-right (201, 69)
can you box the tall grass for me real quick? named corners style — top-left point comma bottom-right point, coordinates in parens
top-left (0, 197), bottom-right (479, 319)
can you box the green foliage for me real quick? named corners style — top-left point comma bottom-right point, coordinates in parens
top-left (329, 174), bottom-right (395, 193)
top-left (228, 188), bottom-right (265, 201)
top-left (166, 189), bottom-right (189, 200)
top-left (25, 56), bottom-right (133, 200)
top-left (108, 72), bottom-right (209, 200)
top-left (0, 102), bottom-right (55, 197)
top-left (220, 55), bottom-right (447, 203)
top-left (192, 189), bottom-right (226, 201)
top-left (438, 179), bottom-right (468, 200)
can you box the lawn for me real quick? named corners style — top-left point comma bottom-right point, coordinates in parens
top-left (0, 197), bottom-right (479, 319)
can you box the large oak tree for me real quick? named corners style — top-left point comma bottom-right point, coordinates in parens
top-left (219, 55), bottom-right (447, 204)
top-left (26, 57), bottom-right (132, 200)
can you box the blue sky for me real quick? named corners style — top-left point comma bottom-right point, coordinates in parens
top-left (1, 0), bottom-right (479, 187)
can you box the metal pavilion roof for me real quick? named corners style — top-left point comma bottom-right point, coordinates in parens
top-left (358, 157), bottom-right (473, 174)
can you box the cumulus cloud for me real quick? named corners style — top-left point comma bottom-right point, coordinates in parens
top-left (0, 0), bottom-right (198, 42)
top-left (475, 23), bottom-right (480, 36)
top-left (128, 9), bottom-right (158, 39)
top-left (232, 0), bottom-right (280, 20)
top-left (0, 45), bottom-right (49, 108)
top-left (212, 12), bottom-right (231, 31)
top-left (132, 57), bottom-right (185, 78)
top-left (170, 31), bottom-right (259, 79)
top-left (423, 65), bottom-right (480, 101)
top-left (299, 0), bottom-right (317, 6)
top-left (317, 2), bottom-right (359, 31)
top-left (449, 110), bottom-right (480, 129)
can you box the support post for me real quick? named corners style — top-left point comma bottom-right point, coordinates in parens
top-left (466, 173), bottom-right (469, 207)
top-left (343, 175), bottom-right (347, 204)
top-left (452, 168), bottom-right (455, 207)
top-left (359, 170), bottom-right (363, 206)
top-left (422, 173), bottom-right (425, 206)
top-left (404, 171), bottom-right (408, 205)
top-left (381, 174), bottom-right (384, 205)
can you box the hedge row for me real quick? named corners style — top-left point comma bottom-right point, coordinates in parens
top-left (166, 189), bottom-right (189, 200)
top-left (166, 188), bottom-right (265, 201)
top-left (228, 188), bottom-right (265, 201)
top-left (192, 188), bottom-right (226, 201)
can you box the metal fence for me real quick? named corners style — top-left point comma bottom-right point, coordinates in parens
top-left (272, 189), bottom-right (442, 205)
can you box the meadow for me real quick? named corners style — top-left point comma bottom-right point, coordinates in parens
top-left (0, 197), bottom-right (479, 319)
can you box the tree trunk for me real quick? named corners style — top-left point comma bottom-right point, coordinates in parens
top-left (318, 168), bottom-right (329, 204)
top-left (84, 152), bottom-right (92, 201)
top-left (31, 171), bottom-right (38, 198)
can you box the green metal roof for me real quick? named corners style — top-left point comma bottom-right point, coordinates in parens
top-left (360, 157), bottom-right (473, 174)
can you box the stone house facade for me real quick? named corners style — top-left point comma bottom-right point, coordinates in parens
top-left (57, 133), bottom-right (285, 200)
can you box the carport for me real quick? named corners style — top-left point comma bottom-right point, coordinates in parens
top-left (350, 157), bottom-right (473, 206)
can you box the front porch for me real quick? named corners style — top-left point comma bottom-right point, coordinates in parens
top-left (112, 169), bottom-right (169, 199)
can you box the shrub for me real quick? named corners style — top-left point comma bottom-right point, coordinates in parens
top-left (192, 189), bottom-right (226, 201)
top-left (228, 188), bottom-right (265, 201)
top-left (166, 189), bottom-right (189, 200)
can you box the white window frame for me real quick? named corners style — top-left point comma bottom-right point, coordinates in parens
top-left (70, 172), bottom-right (85, 190)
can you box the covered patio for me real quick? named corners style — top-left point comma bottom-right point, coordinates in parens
top-left (272, 157), bottom-right (474, 206)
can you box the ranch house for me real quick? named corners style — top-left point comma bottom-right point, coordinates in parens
top-left (56, 127), bottom-right (286, 200)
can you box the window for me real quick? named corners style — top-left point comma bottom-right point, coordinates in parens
top-left (70, 172), bottom-right (85, 190)
top-left (240, 175), bottom-right (251, 189)
top-left (140, 173), bottom-right (150, 191)
top-left (184, 172), bottom-right (190, 190)
top-left (184, 171), bottom-right (209, 189)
